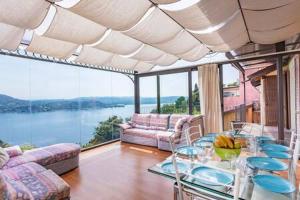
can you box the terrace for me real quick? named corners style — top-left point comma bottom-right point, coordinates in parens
top-left (0, 0), bottom-right (300, 200)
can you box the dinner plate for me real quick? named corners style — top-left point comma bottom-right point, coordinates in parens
top-left (246, 157), bottom-right (288, 171)
top-left (190, 166), bottom-right (234, 186)
top-left (264, 151), bottom-right (292, 159)
top-left (161, 161), bottom-right (188, 174)
top-left (256, 136), bottom-right (275, 142)
top-left (253, 175), bottom-right (295, 194)
top-left (197, 136), bottom-right (215, 143)
top-left (194, 140), bottom-right (212, 148)
top-left (261, 144), bottom-right (290, 152)
top-left (177, 146), bottom-right (199, 156)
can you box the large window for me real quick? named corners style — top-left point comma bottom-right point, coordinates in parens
top-left (192, 71), bottom-right (200, 114)
top-left (0, 55), bottom-right (134, 149)
top-left (160, 73), bottom-right (188, 114)
top-left (139, 76), bottom-right (157, 114)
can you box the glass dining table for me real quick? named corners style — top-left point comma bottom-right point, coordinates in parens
top-left (148, 134), bottom-right (297, 200)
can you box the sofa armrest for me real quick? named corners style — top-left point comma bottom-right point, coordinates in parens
top-left (118, 123), bottom-right (132, 130)
top-left (4, 145), bottom-right (23, 158)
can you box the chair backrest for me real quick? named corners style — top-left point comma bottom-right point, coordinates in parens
top-left (184, 125), bottom-right (202, 146)
top-left (231, 122), bottom-right (264, 136)
top-left (169, 133), bottom-right (188, 200)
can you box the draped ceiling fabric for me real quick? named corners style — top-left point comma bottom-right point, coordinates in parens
top-left (93, 30), bottom-right (142, 56)
top-left (198, 64), bottom-right (223, 134)
top-left (70, 0), bottom-right (152, 31)
top-left (0, 0), bottom-right (50, 29)
top-left (123, 7), bottom-right (182, 44)
top-left (0, 23), bottom-right (24, 51)
top-left (44, 6), bottom-right (106, 45)
top-left (76, 46), bottom-right (113, 66)
top-left (27, 34), bottom-right (78, 59)
top-left (0, 0), bottom-right (299, 72)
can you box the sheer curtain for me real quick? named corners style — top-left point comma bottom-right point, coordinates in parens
top-left (198, 64), bottom-right (223, 134)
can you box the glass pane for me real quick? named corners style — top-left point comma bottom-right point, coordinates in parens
top-left (0, 55), bottom-right (31, 148)
top-left (111, 73), bottom-right (134, 139)
top-left (160, 72), bottom-right (188, 114)
top-left (192, 71), bottom-right (201, 115)
top-left (140, 76), bottom-right (157, 114)
top-left (223, 64), bottom-right (243, 130)
top-left (79, 68), bottom-right (113, 148)
top-left (30, 61), bottom-right (81, 147)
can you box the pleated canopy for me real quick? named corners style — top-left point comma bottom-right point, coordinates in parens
top-left (70, 0), bottom-right (152, 31)
top-left (44, 6), bottom-right (106, 44)
top-left (0, 0), bottom-right (50, 29)
top-left (27, 34), bottom-right (78, 59)
top-left (0, 0), bottom-right (299, 73)
top-left (93, 30), bottom-right (142, 56)
top-left (0, 23), bottom-right (24, 51)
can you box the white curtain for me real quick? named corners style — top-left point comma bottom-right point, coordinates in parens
top-left (198, 64), bottom-right (222, 134)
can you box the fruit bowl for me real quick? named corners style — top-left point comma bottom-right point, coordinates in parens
top-left (213, 135), bottom-right (242, 160)
top-left (214, 146), bottom-right (241, 160)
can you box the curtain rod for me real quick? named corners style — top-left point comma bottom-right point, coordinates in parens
top-left (137, 48), bottom-right (300, 77)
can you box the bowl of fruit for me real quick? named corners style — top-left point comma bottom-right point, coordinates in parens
top-left (214, 135), bottom-right (241, 160)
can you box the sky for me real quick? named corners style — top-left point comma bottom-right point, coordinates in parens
top-left (0, 54), bottom-right (239, 99)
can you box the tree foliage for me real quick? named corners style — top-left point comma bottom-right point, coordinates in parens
top-left (84, 116), bottom-right (123, 148)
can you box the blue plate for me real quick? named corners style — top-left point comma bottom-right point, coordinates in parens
top-left (264, 151), bottom-right (292, 159)
top-left (246, 157), bottom-right (288, 171)
top-left (261, 144), bottom-right (290, 152)
top-left (198, 136), bottom-right (215, 143)
top-left (194, 140), bottom-right (212, 148)
top-left (161, 161), bottom-right (188, 174)
top-left (253, 175), bottom-right (295, 194)
top-left (206, 133), bottom-right (218, 137)
top-left (177, 146), bottom-right (199, 156)
top-left (191, 166), bottom-right (234, 186)
top-left (256, 136), bottom-right (275, 142)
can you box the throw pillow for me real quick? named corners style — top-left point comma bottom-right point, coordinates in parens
top-left (0, 147), bottom-right (9, 168)
top-left (4, 145), bottom-right (23, 158)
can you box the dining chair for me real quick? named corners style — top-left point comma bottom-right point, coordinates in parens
top-left (169, 132), bottom-right (241, 200)
top-left (184, 125), bottom-right (203, 146)
top-left (231, 122), bottom-right (264, 136)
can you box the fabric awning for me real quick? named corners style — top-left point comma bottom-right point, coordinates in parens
top-left (0, 0), bottom-right (299, 73)
top-left (0, 23), bottom-right (24, 51)
top-left (44, 6), bottom-right (106, 44)
top-left (0, 0), bottom-right (50, 29)
top-left (123, 7), bottom-right (182, 44)
top-left (70, 0), bottom-right (152, 31)
top-left (93, 30), bottom-right (142, 56)
top-left (27, 34), bottom-right (78, 59)
top-left (76, 46), bottom-right (113, 66)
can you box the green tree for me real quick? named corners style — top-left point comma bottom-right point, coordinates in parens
top-left (84, 116), bottom-right (123, 148)
top-left (192, 83), bottom-right (200, 114)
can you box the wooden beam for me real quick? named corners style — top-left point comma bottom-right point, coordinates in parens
top-left (188, 70), bottom-right (193, 115)
top-left (225, 52), bottom-right (245, 73)
top-left (134, 74), bottom-right (140, 113)
top-left (137, 48), bottom-right (300, 77)
top-left (275, 42), bottom-right (285, 142)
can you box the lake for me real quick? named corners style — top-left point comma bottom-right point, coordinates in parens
top-left (0, 104), bottom-right (156, 147)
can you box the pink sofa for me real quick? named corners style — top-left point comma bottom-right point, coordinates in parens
top-left (0, 143), bottom-right (80, 200)
top-left (119, 113), bottom-right (204, 151)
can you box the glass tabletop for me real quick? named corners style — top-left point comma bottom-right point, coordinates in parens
top-left (148, 135), bottom-right (295, 200)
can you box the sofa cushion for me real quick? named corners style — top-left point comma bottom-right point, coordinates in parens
top-left (124, 128), bottom-right (158, 139)
top-left (156, 131), bottom-right (174, 142)
top-left (2, 162), bottom-right (46, 181)
top-left (3, 143), bottom-right (80, 169)
top-left (0, 147), bottom-right (9, 169)
top-left (131, 113), bottom-right (151, 129)
top-left (4, 146), bottom-right (23, 158)
top-left (149, 114), bottom-right (170, 131)
top-left (5, 170), bottom-right (70, 200)
top-left (0, 172), bottom-right (7, 200)
top-left (169, 114), bottom-right (190, 129)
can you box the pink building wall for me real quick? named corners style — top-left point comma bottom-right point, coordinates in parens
top-left (224, 68), bottom-right (260, 112)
